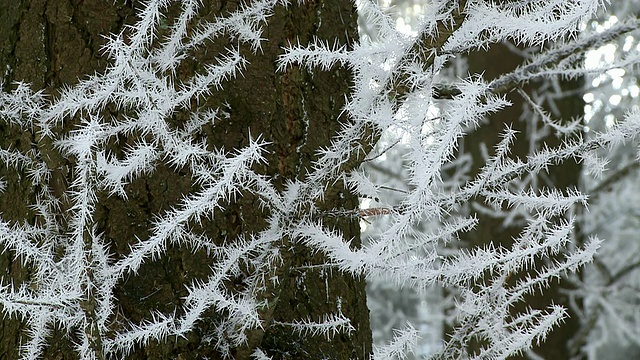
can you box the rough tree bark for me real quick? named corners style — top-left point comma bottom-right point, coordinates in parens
top-left (0, 1), bottom-right (371, 359)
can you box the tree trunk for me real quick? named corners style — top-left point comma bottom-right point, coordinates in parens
top-left (459, 42), bottom-right (583, 359)
top-left (0, 1), bottom-right (371, 359)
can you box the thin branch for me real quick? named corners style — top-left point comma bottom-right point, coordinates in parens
top-left (433, 18), bottom-right (640, 100)
top-left (588, 161), bottom-right (640, 199)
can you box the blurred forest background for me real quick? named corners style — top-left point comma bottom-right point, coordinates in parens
top-left (361, 1), bottom-right (640, 359)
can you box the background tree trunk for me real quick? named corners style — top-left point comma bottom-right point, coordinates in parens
top-left (0, 1), bottom-right (371, 359)
top-left (456, 42), bottom-right (584, 359)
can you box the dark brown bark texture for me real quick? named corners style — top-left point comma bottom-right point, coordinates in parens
top-left (459, 44), bottom-right (583, 359)
top-left (0, 1), bottom-right (371, 359)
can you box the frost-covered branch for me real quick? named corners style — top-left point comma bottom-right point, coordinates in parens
top-left (0, 0), bottom-right (638, 359)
